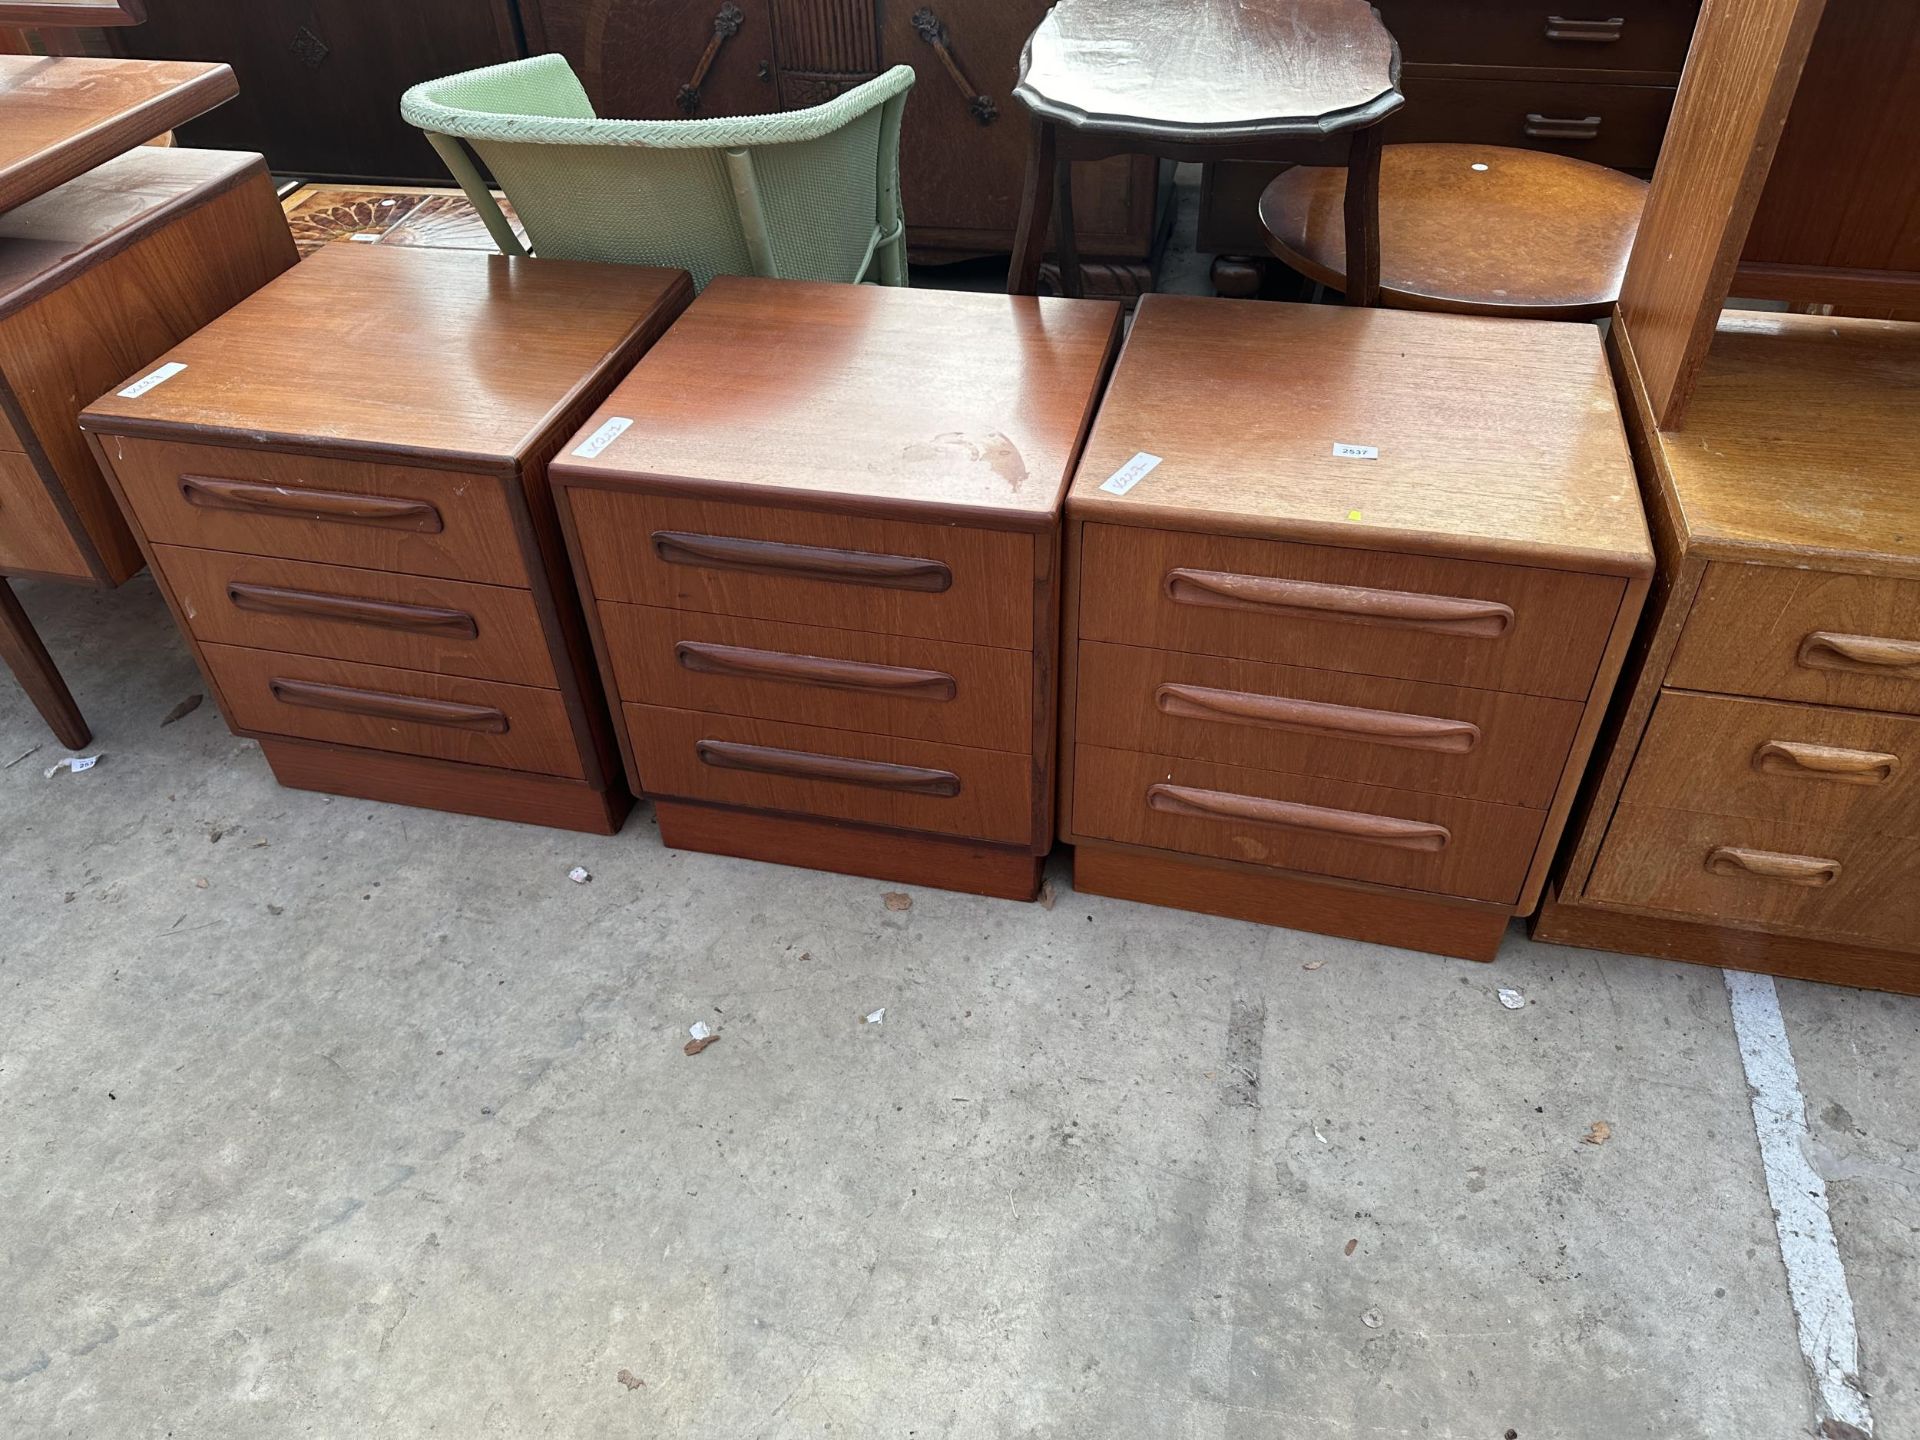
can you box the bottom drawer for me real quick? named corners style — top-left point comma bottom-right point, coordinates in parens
top-left (203, 643), bottom-right (585, 779)
top-left (1586, 805), bottom-right (1920, 952)
top-left (1072, 746), bottom-right (1545, 904)
top-left (626, 703), bottom-right (1034, 846)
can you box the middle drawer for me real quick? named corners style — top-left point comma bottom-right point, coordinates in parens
top-left (600, 604), bottom-right (1032, 753)
top-left (156, 546), bottom-right (559, 689)
top-left (1077, 641), bottom-right (1582, 807)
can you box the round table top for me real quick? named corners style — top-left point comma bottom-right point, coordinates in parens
top-left (1258, 143), bottom-right (1648, 318)
top-left (1017, 0), bottom-right (1402, 141)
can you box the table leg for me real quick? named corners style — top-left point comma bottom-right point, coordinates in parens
top-left (1342, 123), bottom-right (1384, 306)
top-left (1052, 154), bottom-right (1084, 299)
top-left (1008, 117), bottom-right (1057, 296)
top-left (0, 579), bottom-right (90, 750)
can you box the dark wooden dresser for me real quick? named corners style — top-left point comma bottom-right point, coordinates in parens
top-left (79, 245), bottom-right (693, 832)
top-left (1201, 0), bottom-right (1700, 271)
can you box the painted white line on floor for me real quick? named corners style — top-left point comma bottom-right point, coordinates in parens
top-left (1724, 969), bottom-right (1874, 1434)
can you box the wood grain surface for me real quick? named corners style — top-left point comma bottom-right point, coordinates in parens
top-left (0, 54), bottom-right (234, 212)
top-left (628, 702), bottom-right (1033, 846)
top-left (1066, 296), bottom-right (1649, 575)
top-left (1017, 0), bottom-right (1403, 137)
top-left (1646, 312), bottom-right (1920, 572)
top-left (1076, 640), bottom-right (1584, 807)
top-left (1258, 143), bottom-right (1646, 318)
top-left (1621, 690), bottom-right (1920, 837)
top-left (552, 276), bottom-right (1120, 532)
top-left (599, 603), bottom-right (1032, 753)
top-left (154, 545), bottom-right (561, 690)
top-left (1615, 0), bottom-right (1828, 428)
top-left (0, 450), bottom-right (89, 578)
top-left (80, 245), bottom-right (694, 471)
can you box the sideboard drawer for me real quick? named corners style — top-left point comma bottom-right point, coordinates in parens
top-left (567, 488), bottom-right (1034, 650)
top-left (1380, 1), bottom-right (1696, 76)
top-left (104, 436), bottom-right (530, 586)
top-left (626, 702), bottom-right (1033, 846)
top-left (1073, 745), bottom-right (1546, 904)
top-left (1391, 75), bottom-right (1677, 171)
top-left (1076, 641), bottom-right (1582, 807)
top-left (1078, 523), bottom-right (1623, 700)
top-left (156, 545), bottom-right (559, 689)
top-left (1587, 804), bottom-right (1920, 952)
top-left (600, 602), bottom-right (1031, 754)
top-left (1669, 564), bottom-right (1920, 716)
top-left (203, 643), bottom-right (583, 778)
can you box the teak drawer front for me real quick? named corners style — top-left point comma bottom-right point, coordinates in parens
top-left (202, 643), bottom-right (584, 779)
top-left (1622, 691), bottom-right (1920, 839)
top-left (626, 703), bottom-right (1033, 846)
top-left (1072, 746), bottom-right (1545, 904)
top-left (157, 546), bottom-right (560, 689)
top-left (1390, 76), bottom-right (1676, 171)
top-left (1380, 0), bottom-right (1694, 75)
top-left (1669, 564), bottom-right (1920, 716)
top-left (1078, 524), bottom-right (1622, 700)
top-left (1076, 642), bottom-right (1582, 808)
top-left (101, 436), bottom-right (530, 586)
top-left (601, 603), bottom-right (1031, 754)
top-left (0, 451), bottom-right (90, 579)
top-left (567, 488), bottom-right (1033, 650)
top-left (1588, 806), bottom-right (1920, 953)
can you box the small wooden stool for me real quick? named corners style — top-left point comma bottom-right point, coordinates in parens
top-left (1258, 143), bottom-right (1647, 319)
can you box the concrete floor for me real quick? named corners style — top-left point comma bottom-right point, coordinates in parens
top-left (5, 175), bottom-right (1917, 1436)
top-left (3, 565), bottom-right (1916, 1440)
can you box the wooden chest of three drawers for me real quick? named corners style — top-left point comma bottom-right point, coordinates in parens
top-left (552, 277), bottom-right (1121, 899)
top-left (1537, 313), bottom-right (1920, 993)
top-left (79, 244), bottom-right (692, 833)
top-left (1060, 297), bottom-right (1652, 960)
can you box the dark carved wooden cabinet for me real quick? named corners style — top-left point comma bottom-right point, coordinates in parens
top-left (1200, 0), bottom-right (1702, 261)
top-left (519, 0), bottom-right (1159, 271)
top-left (103, 0), bottom-right (524, 182)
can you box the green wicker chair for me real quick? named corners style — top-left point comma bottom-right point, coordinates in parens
top-left (401, 54), bottom-right (914, 290)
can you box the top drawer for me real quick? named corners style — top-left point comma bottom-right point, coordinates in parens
top-left (1379, 1), bottom-right (1697, 75)
top-left (99, 436), bottom-right (531, 587)
top-left (1077, 524), bottom-right (1624, 701)
top-left (565, 488), bottom-right (1035, 651)
top-left (1669, 564), bottom-right (1920, 716)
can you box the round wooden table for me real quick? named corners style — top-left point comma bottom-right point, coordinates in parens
top-left (1258, 143), bottom-right (1648, 319)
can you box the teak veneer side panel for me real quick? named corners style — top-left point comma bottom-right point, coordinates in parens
top-left (1615, 0), bottom-right (1828, 429)
top-left (0, 160), bottom-right (295, 584)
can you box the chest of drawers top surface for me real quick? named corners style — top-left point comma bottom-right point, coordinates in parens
top-left (78, 244), bottom-right (693, 472)
top-left (551, 277), bottom-right (1123, 531)
top-left (1648, 312), bottom-right (1920, 574)
top-left (1069, 296), bottom-right (1651, 577)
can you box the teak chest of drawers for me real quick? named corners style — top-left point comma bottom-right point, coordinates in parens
top-left (1536, 313), bottom-right (1920, 994)
top-left (551, 276), bottom-right (1120, 899)
top-left (1059, 297), bottom-right (1652, 960)
top-left (79, 244), bottom-right (693, 832)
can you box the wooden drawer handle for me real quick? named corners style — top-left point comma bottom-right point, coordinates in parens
top-left (227, 582), bottom-right (479, 640)
top-left (676, 640), bottom-right (956, 701)
top-left (1155, 682), bottom-right (1480, 753)
top-left (267, 677), bottom-right (509, 733)
top-left (1165, 568), bottom-right (1513, 638)
top-left (1798, 630), bottom-right (1920, 679)
top-left (1545, 15), bottom-right (1624, 42)
top-left (696, 738), bottom-right (961, 796)
top-left (1524, 113), bottom-right (1603, 140)
top-left (179, 474), bottom-right (444, 533)
top-left (676, 2), bottom-right (743, 114)
top-left (653, 531), bottom-right (952, 593)
top-left (1146, 782), bottom-right (1451, 852)
top-left (1706, 845), bottom-right (1840, 888)
top-left (1753, 739), bottom-right (1900, 787)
